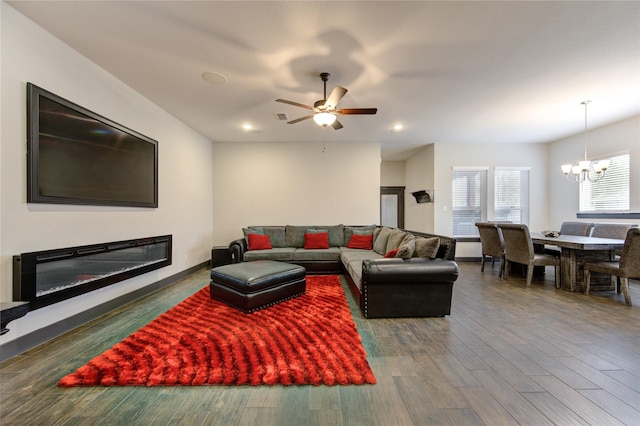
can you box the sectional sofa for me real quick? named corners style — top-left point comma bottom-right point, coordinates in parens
top-left (228, 225), bottom-right (459, 318)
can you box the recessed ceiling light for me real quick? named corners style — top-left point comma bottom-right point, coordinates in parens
top-left (242, 123), bottom-right (253, 131)
top-left (391, 124), bottom-right (404, 132)
top-left (202, 71), bottom-right (228, 85)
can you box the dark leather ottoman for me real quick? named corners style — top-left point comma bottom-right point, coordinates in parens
top-left (210, 260), bottom-right (306, 313)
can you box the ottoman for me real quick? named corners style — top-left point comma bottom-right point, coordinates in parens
top-left (210, 260), bottom-right (306, 313)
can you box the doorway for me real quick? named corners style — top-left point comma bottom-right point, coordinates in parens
top-left (380, 186), bottom-right (405, 228)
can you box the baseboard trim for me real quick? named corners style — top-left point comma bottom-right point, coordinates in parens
top-left (0, 261), bottom-right (209, 362)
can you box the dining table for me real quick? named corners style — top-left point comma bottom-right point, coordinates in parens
top-left (531, 233), bottom-right (625, 292)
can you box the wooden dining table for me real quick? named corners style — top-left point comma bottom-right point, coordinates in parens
top-left (531, 233), bottom-right (625, 292)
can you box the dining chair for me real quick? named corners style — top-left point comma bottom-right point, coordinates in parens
top-left (584, 227), bottom-right (640, 307)
top-left (590, 223), bottom-right (638, 239)
top-left (560, 221), bottom-right (595, 236)
top-left (475, 222), bottom-right (506, 277)
top-left (544, 221), bottom-right (594, 257)
top-left (498, 223), bottom-right (560, 288)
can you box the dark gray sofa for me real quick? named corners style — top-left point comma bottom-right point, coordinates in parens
top-left (228, 225), bottom-right (459, 318)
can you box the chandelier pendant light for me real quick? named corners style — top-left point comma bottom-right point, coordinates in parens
top-left (561, 100), bottom-right (609, 183)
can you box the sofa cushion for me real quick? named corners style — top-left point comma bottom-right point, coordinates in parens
top-left (285, 225), bottom-right (314, 248)
top-left (304, 232), bottom-right (329, 249)
top-left (261, 226), bottom-right (287, 248)
top-left (386, 229), bottom-right (408, 253)
top-left (346, 234), bottom-right (373, 250)
top-left (414, 237), bottom-right (440, 259)
top-left (373, 227), bottom-right (393, 255)
top-left (344, 225), bottom-right (375, 246)
top-left (293, 247), bottom-right (342, 261)
top-left (243, 248), bottom-right (295, 262)
top-left (248, 233), bottom-right (272, 250)
top-left (340, 249), bottom-right (380, 269)
top-left (346, 260), bottom-right (364, 291)
top-left (243, 227), bottom-right (263, 243)
top-left (314, 224), bottom-right (344, 247)
top-left (396, 236), bottom-right (416, 259)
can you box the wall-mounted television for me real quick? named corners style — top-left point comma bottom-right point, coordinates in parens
top-left (27, 83), bottom-right (158, 208)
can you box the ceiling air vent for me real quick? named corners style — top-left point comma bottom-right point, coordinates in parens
top-left (276, 113), bottom-right (288, 121)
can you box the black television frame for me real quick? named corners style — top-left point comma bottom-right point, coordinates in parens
top-left (26, 83), bottom-right (159, 208)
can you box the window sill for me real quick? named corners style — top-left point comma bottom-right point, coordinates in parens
top-left (577, 212), bottom-right (640, 219)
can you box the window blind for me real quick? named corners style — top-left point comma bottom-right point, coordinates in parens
top-left (452, 169), bottom-right (487, 237)
top-left (495, 168), bottom-right (529, 224)
top-left (580, 154), bottom-right (630, 212)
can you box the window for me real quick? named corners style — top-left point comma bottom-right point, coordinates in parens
top-left (452, 168), bottom-right (487, 237)
top-left (494, 168), bottom-right (529, 224)
top-left (579, 153), bottom-right (630, 212)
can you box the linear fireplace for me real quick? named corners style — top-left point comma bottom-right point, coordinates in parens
top-left (13, 235), bottom-right (172, 310)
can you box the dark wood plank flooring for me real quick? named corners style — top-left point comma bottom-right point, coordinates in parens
top-left (1, 262), bottom-right (638, 425)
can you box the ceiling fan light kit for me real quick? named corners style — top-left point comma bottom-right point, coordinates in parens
top-left (275, 72), bottom-right (377, 130)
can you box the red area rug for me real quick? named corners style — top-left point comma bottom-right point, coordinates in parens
top-left (58, 275), bottom-right (376, 387)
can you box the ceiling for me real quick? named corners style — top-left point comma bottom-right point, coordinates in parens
top-left (8, 1), bottom-right (640, 160)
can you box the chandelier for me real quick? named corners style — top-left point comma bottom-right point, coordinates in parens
top-left (561, 100), bottom-right (609, 183)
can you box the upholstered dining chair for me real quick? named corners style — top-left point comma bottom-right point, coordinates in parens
top-left (590, 223), bottom-right (638, 239)
top-left (584, 227), bottom-right (640, 307)
top-left (475, 222), bottom-right (506, 277)
top-left (497, 223), bottom-right (560, 288)
top-left (560, 221), bottom-right (595, 236)
top-left (544, 221), bottom-right (595, 257)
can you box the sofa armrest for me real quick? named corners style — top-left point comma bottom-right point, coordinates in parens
top-left (362, 258), bottom-right (459, 284)
top-left (229, 238), bottom-right (247, 263)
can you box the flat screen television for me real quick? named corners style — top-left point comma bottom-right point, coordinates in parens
top-left (26, 83), bottom-right (158, 208)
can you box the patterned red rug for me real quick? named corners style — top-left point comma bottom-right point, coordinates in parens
top-left (58, 275), bottom-right (376, 387)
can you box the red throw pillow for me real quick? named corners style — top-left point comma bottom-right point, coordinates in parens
top-left (384, 248), bottom-right (399, 258)
top-left (248, 233), bottom-right (272, 250)
top-left (347, 234), bottom-right (373, 250)
top-left (304, 232), bottom-right (329, 249)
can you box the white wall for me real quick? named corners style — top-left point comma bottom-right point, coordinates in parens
top-left (405, 145), bottom-right (436, 232)
top-left (0, 3), bottom-right (214, 342)
top-left (548, 115), bottom-right (640, 226)
top-left (211, 142), bottom-right (381, 245)
top-left (380, 161), bottom-right (405, 186)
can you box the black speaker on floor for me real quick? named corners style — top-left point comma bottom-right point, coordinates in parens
top-left (211, 246), bottom-right (232, 268)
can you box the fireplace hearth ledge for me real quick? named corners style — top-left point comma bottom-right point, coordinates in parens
top-left (0, 261), bottom-right (208, 362)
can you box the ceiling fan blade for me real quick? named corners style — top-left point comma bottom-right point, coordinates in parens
top-left (287, 115), bottom-right (314, 124)
top-left (332, 119), bottom-right (343, 130)
top-left (324, 86), bottom-right (348, 109)
top-left (336, 108), bottom-right (378, 115)
top-left (276, 99), bottom-right (314, 110)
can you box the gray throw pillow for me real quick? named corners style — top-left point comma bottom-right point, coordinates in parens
top-left (243, 227), bottom-right (263, 243)
top-left (373, 227), bottom-right (393, 255)
top-left (395, 236), bottom-right (416, 259)
top-left (414, 237), bottom-right (440, 259)
top-left (260, 226), bottom-right (286, 248)
top-left (286, 225), bottom-right (313, 248)
top-left (386, 229), bottom-right (408, 253)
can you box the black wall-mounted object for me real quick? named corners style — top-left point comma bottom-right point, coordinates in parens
top-left (411, 190), bottom-right (433, 203)
top-left (26, 83), bottom-right (159, 208)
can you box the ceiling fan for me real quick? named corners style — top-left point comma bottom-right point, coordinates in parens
top-left (276, 72), bottom-right (377, 130)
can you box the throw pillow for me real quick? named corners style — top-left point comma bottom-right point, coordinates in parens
top-left (395, 236), bottom-right (416, 259)
top-left (386, 229), bottom-right (408, 253)
top-left (248, 233), bottom-right (272, 250)
top-left (347, 234), bottom-right (373, 250)
top-left (373, 227), bottom-right (393, 255)
top-left (343, 225), bottom-right (375, 246)
top-left (384, 248), bottom-right (399, 258)
top-left (243, 227), bottom-right (263, 243)
top-left (413, 237), bottom-right (440, 259)
top-left (304, 232), bottom-right (329, 249)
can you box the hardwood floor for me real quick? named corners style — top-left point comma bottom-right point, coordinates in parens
top-left (1, 262), bottom-right (638, 425)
